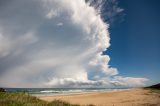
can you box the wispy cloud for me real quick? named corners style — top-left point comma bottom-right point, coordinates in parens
top-left (87, 0), bottom-right (125, 26)
top-left (56, 22), bottom-right (63, 26)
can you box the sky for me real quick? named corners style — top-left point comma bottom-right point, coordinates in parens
top-left (0, 0), bottom-right (159, 88)
top-left (104, 0), bottom-right (160, 85)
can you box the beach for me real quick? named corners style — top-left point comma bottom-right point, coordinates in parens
top-left (38, 89), bottom-right (160, 106)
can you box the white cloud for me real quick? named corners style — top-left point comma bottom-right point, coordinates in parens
top-left (46, 9), bottom-right (59, 19)
top-left (87, 0), bottom-right (125, 25)
top-left (0, 0), bottom-right (148, 88)
top-left (56, 22), bottom-right (63, 26)
top-left (45, 78), bottom-right (103, 88)
top-left (110, 76), bottom-right (148, 88)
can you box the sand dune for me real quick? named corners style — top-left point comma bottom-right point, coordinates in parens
top-left (38, 89), bottom-right (160, 106)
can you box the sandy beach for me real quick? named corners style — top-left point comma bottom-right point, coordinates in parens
top-left (38, 89), bottom-right (160, 106)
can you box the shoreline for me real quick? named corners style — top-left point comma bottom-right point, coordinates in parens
top-left (38, 88), bottom-right (160, 106)
top-left (32, 88), bottom-right (131, 97)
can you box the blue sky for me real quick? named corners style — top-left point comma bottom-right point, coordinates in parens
top-left (104, 0), bottom-right (160, 85)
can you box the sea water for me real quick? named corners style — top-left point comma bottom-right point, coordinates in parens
top-left (5, 88), bottom-right (129, 96)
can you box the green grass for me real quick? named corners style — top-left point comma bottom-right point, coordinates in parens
top-left (149, 88), bottom-right (160, 94)
top-left (144, 87), bottom-right (160, 94)
top-left (0, 92), bottom-right (80, 106)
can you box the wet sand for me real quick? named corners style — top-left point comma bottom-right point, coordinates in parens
top-left (38, 89), bottom-right (160, 106)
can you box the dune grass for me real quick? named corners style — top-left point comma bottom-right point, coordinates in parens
top-left (148, 88), bottom-right (160, 94)
top-left (0, 92), bottom-right (80, 106)
top-left (144, 84), bottom-right (160, 94)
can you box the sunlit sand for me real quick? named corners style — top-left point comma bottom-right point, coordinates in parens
top-left (39, 89), bottom-right (160, 106)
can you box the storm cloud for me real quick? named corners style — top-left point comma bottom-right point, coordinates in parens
top-left (0, 0), bottom-right (148, 88)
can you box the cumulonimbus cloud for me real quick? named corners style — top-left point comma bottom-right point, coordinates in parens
top-left (0, 0), bottom-right (148, 88)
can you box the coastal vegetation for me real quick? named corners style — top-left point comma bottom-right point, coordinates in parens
top-left (145, 83), bottom-right (160, 93)
top-left (0, 92), bottom-right (80, 106)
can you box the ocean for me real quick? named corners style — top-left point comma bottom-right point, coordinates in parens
top-left (5, 88), bottom-right (129, 96)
